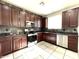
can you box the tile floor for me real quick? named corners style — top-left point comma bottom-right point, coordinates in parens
top-left (1, 41), bottom-right (79, 59)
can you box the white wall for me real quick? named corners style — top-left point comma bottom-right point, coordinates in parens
top-left (47, 13), bottom-right (62, 29)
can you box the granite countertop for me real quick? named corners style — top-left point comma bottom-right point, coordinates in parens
top-left (38, 29), bottom-right (78, 35)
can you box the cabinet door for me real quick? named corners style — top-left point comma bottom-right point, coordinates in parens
top-left (21, 36), bottom-right (27, 48)
top-left (0, 4), bottom-right (2, 25)
top-left (41, 17), bottom-right (46, 28)
top-left (19, 11), bottom-right (26, 27)
top-left (45, 33), bottom-right (56, 44)
top-left (2, 4), bottom-right (11, 26)
top-left (35, 15), bottom-right (42, 28)
top-left (25, 12), bottom-right (30, 21)
top-left (69, 9), bottom-right (78, 27)
top-left (62, 11), bottom-right (69, 29)
top-left (1, 38), bottom-right (12, 56)
top-left (37, 32), bottom-right (43, 42)
top-left (11, 7), bottom-right (20, 27)
top-left (13, 37), bottom-right (21, 51)
top-left (68, 35), bottom-right (78, 52)
top-left (30, 14), bottom-right (35, 22)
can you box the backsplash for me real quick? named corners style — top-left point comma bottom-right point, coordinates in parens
top-left (0, 26), bottom-right (23, 34)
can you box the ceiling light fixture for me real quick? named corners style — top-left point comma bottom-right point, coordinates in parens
top-left (40, 2), bottom-right (45, 6)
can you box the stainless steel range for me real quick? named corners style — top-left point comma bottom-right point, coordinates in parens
top-left (24, 28), bottom-right (37, 42)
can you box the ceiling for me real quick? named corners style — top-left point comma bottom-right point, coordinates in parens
top-left (2, 0), bottom-right (79, 16)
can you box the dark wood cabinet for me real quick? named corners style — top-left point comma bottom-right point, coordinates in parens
top-left (12, 36), bottom-right (21, 51)
top-left (25, 12), bottom-right (30, 21)
top-left (37, 32), bottom-right (56, 45)
top-left (0, 36), bottom-right (12, 56)
top-left (0, 4), bottom-right (2, 25)
top-left (40, 17), bottom-right (46, 28)
top-left (69, 9), bottom-right (78, 27)
top-left (30, 14), bottom-right (35, 22)
top-left (12, 35), bottom-right (27, 51)
top-left (11, 7), bottom-right (20, 27)
top-left (0, 3), bottom-right (44, 28)
top-left (1, 4), bottom-right (11, 26)
top-left (62, 11), bottom-right (69, 28)
top-left (44, 33), bottom-right (56, 45)
top-left (62, 8), bottom-right (78, 28)
top-left (34, 15), bottom-right (46, 28)
top-left (19, 11), bottom-right (26, 27)
top-left (37, 32), bottom-right (44, 42)
top-left (0, 35), bottom-right (27, 57)
top-left (68, 35), bottom-right (78, 52)
top-left (21, 35), bottom-right (28, 48)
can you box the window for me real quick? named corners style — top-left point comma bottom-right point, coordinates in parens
top-left (48, 13), bottom-right (62, 29)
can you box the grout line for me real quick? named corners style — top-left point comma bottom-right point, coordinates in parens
top-left (46, 47), bottom-right (58, 59)
top-left (13, 53), bottom-right (14, 59)
top-left (63, 49), bottom-right (66, 59)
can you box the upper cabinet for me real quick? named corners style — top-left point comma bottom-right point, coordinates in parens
top-left (0, 3), bottom-right (45, 28)
top-left (1, 4), bottom-right (12, 26)
top-left (30, 13), bottom-right (35, 22)
top-left (40, 17), bottom-right (46, 28)
top-left (0, 4), bottom-right (2, 25)
top-left (11, 6), bottom-right (20, 27)
top-left (19, 10), bottom-right (26, 27)
top-left (25, 12), bottom-right (30, 21)
top-left (62, 8), bottom-right (78, 29)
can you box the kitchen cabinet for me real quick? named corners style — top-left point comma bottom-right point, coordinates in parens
top-left (0, 4), bottom-right (2, 25)
top-left (68, 35), bottom-right (78, 52)
top-left (21, 35), bottom-right (28, 48)
top-left (37, 32), bottom-right (44, 42)
top-left (0, 36), bottom-right (12, 56)
top-left (30, 13), bottom-right (35, 22)
top-left (34, 15), bottom-right (40, 27)
top-left (11, 6), bottom-right (20, 27)
top-left (44, 33), bottom-right (56, 45)
top-left (57, 34), bottom-right (68, 48)
top-left (40, 17), bottom-right (46, 28)
top-left (25, 12), bottom-right (31, 21)
top-left (37, 32), bottom-right (56, 44)
top-left (12, 35), bottom-right (27, 51)
top-left (0, 35), bottom-right (27, 57)
top-left (1, 4), bottom-right (12, 26)
top-left (12, 36), bottom-right (21, 51)
top-left (19, 10), bottom-right (26, 27)
top-left (62, 8), bottom-right (78, 28)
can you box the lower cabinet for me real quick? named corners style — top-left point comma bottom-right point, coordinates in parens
top-left (37, 32), bottom-right (44, 42)
top-left (68, 35), bottom-right (78, 52)
top-left (12, 35), bottom-right (28, 51)
top-left (12, 36), bottom-right (21, 51)
top-left (0, 37), bottom-right (12, 56)
top-left (21, 36), bottom-right (28, 48)
top-left (37, 32), bottom-right (56, 45)
top-left (45, 33), bottom-right (56, 45)
top-left (0, 35), bottom-right (28, 57)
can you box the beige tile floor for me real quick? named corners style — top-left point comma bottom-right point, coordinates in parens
top-left (1, 41), bottom-right (79, 59)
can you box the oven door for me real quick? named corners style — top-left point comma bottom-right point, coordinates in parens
top-left (28, 34), bottom-right (37, 42)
